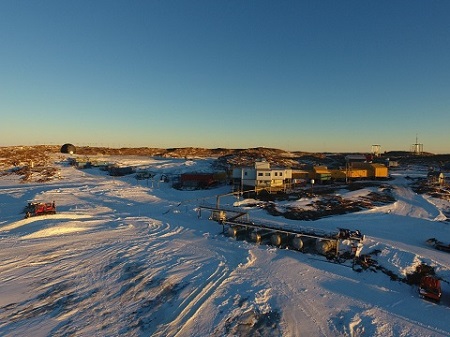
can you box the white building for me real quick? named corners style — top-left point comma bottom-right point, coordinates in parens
top-left (232, 159), bottom-right (292, 192)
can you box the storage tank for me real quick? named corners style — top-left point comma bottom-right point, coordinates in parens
top-left (249, 230), bottom-right (271, 244)
top-left (270, 232), bottom-right (288, 247)
top-left (227, 226), bottom-right (246, 238)
top-left (291, 236), bottom-right (304, 251)
top-left (315, 239), bottom-right (337, 255)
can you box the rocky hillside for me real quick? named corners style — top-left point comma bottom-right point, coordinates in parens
top-left (0, 145), bottom-right (322, 171)
top-left (1, 145), bottom-right (449, 173)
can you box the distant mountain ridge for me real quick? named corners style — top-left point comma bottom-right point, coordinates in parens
top-left (1, 145), bottom-right (449, 172)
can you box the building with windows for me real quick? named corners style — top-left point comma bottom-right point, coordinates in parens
top-left (232, 158), bottom-right (389, 193)
top-left (232, 159), bottom-right (292, 192)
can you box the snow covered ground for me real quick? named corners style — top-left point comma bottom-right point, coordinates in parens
top-left (1, 156), bottom-right (449, 336)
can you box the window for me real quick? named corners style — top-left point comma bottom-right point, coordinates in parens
top-left (265, 173), bottom-right (270, 176)
top-left (258, 172), bottom-right (263, 176)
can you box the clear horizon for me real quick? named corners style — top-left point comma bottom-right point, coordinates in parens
top-left (1, 1), bottom-right (449, 153)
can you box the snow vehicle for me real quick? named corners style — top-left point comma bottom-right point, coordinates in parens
top-left (338, 228), bottom-right (364, 240)
top-left (24, 201), bottom-right (56, 218)
top-left (418, 275), bottom-right (442, 302)
top-left (427, 238), bottom-right (450, 253)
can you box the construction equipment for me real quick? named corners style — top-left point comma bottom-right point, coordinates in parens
top-left (24, 201), bottom-right (56, 218)
top-left (418, 275), bottom-right (442, 302)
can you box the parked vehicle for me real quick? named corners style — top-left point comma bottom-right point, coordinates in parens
top-left (418, 275), bottom-right (442, 302)
top-left (434, 241), bottom-right (450, 252)
top-left (24, 201), bottom-right (56, 218)
top-left (427, 238), bottom-right (450, 253)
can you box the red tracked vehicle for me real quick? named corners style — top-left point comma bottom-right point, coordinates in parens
top-left (419, 275), bottom-right (442, 303)
top-left (24, 201), bottom-right (56, 218)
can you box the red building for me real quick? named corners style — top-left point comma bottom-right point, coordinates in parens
top-left (180, 173), bottom-right (217, 189)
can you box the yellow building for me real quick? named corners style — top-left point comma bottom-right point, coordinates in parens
top-left (351, 162), bottom-right (389, 179)
top-left (370, 163), bottom-right (389, 178)
top-left (323, 163), bottom-right (389, 182)
top-left (330, 169), bottom-right (347, 180)
top-left (312, 166), bottom-right (332, 183)
top-left (347, 169), bottom-right (368, 179)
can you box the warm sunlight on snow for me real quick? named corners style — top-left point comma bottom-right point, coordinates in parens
top-left (0, 154), bottom-right (449, 336)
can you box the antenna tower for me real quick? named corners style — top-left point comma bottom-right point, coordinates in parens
top-left (411, 134), bottom-right (423, 155)
top-left (371, 144), bottom-right (381, 157)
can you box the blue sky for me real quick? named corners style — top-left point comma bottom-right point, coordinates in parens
top-left (1, 1), bottom-right (449, 153)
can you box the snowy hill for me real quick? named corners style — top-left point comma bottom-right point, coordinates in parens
top-left (0, 154), bottom-right (449, 336)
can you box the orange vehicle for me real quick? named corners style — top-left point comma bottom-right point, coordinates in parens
top-left (418, 275), bottom-right (442, 303)
top-left (24, 201), bottom-right (56, 218)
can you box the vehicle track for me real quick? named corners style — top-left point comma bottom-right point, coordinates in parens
top-left (274, 269), bottom-right (332, 336)
top-left (162, 257), bottom-right (232, 337)
top-left (0, 213), bottom-right (192, 336)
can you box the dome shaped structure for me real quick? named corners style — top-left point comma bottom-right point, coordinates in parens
top-left (60, 143), bottom-right (76, 154)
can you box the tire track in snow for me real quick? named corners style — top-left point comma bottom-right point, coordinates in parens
top-left (0, 214), bottom-right (189, 336)
top-left (157, 255), bottom-right (233, 337)
top-left (71, 225), bottom-right (204, 336)
top-left (277, 275), bottom-right (331, 336)
top-left (133, 239), bottom-right (252, 337)
top-left (265, 252), bottom-right (361, 336)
